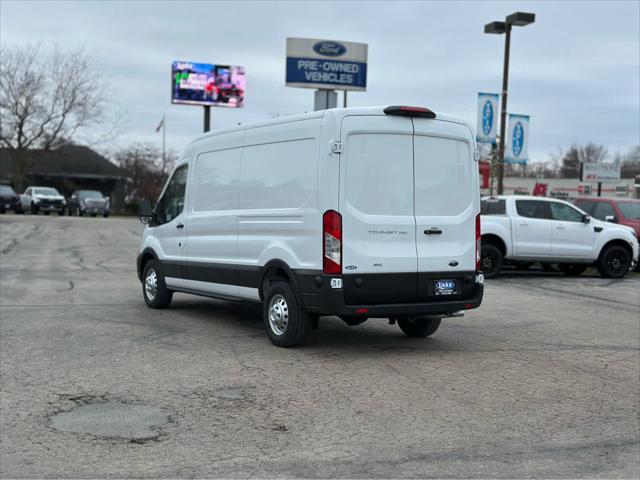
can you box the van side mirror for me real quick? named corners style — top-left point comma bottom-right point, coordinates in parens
top-left (139, 199), bottom-right (154, 225)
top-left (582, 214), bottom-right (591, 224)
top-left (604, 215), bottom-right (618, 223)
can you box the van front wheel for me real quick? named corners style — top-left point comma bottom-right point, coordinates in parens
top-left (395, 316), bottom-right (441, 338)
top-left (263, 281), bottom-right (311, 347)
top-left (142, 260), bottom-right (173, 308)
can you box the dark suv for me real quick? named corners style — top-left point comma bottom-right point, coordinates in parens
top-left (0, 185), bottom-right (23, 214)
top-left (68, 190), bottom-right (110, 217)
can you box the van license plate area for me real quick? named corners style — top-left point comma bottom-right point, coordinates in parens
top-left (434, 279), bottom-right (458, 296)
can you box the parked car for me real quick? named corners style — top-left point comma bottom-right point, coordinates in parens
top-left (68, 190), bottom-right (110, 217)
top-left (137, 105), bottom-right (484, 347)
top-left (480, 195), bottom-right (638, 279)
top-left (573, 197), bottom-right (640, 237)
top-left (0, 185), bottom-right (24, 214)
top-left (23, 187), bottom-right (66, 215)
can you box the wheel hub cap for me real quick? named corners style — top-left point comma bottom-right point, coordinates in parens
top-left (145, 269), bottom-right (158, 301)
top-left (268, 294), bottom-right (289, 336)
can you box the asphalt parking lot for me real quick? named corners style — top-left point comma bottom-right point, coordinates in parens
top-left (1, 214), bottom-right (638, 478)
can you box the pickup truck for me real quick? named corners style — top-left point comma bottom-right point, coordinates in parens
top-left (480, 195), bottom-right (639, 278)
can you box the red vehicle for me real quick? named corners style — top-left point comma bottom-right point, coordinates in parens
top-left (573, 197), bottom-right (640, 237)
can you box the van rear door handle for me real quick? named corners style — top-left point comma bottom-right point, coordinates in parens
top-left (176, 223), bottom-right (184, 229)
top-left (424, 228), bottom-right (442, 235)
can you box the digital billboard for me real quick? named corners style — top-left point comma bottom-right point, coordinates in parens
top-left (171, 61), bottom-right (245, 107)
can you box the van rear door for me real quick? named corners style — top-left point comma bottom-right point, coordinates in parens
top-left (339, 115), bottom-right (417, 304)
top-left (412, 119), bottom-right (478, 286)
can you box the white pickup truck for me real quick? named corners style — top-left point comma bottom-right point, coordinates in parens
top-left (480, 195), bottom-right (639, 278)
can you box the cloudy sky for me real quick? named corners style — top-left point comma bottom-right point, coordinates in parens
top-left (1, 0), bottom-right (639, 162)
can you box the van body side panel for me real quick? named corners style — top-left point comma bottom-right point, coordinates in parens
top-left (183, 129), bottom-right (244, 298)
top-left (237, 118), bottom-right (322, 274)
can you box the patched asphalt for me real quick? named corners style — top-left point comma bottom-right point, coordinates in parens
top-left (1, 214), bottom-right (639, 478)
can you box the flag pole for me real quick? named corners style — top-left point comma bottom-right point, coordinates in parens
top-left (162, 114), bottom-right (166, 167)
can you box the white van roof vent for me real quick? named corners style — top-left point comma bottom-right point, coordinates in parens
top-left (383, 106), bottom-right (436, 119)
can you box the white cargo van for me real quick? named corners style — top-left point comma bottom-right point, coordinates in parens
top-left (137, 106), bottom-right (484, 346)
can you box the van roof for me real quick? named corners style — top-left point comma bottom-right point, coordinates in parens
top-left (187, 106), bottom-right (472, 150)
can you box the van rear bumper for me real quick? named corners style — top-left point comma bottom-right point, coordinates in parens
top-left (297, 271), bottom-right (484, 317)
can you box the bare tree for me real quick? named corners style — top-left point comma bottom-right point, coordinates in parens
top-left (558, 143), bottom-right (609, 178)
top-left (115, 143), bottom-right (176, 206)
top-left (0, 44), bottom-right (111, 190)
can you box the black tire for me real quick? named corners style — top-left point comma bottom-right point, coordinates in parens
top-left (44, 211), bottom-right (50, 215)
top-left (597, 245), bottom-right (632, 279)
top-left (103, 211), bottom-right (110, 218)
top-left (481, 243), bottom-right (503, 278)
top-left (142, 260), bottom-right (173, 308)
top-left (541, 262), bottom-right (559, 272)
top-left (78, 208), bottom-right (84, 217)
top-left (15, 209), bottom-right (24, 214)
top-left (31, 203), bottom-right (39, 214)
top-left (263, 281), bottom-right (311, 347)
top-left (0, 209), bottom-right (5, 214)
top-left (58, 209), bottom-right (65, 216)
top-left (395, 315), bottom-right (442, 338)
top-left (558, 263), bottom-right (588, 276)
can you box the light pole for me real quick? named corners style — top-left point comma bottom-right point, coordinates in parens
top-left (485, 11), bottom-right (535, 194)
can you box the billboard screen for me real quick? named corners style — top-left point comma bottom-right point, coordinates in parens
top-left (171, 61), bottom-right (245, 107)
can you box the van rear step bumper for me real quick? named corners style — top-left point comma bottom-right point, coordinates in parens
top-left (298, 272), bottom-right (483, 317)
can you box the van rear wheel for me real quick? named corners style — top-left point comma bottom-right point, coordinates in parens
top-left (395, 316), bottom-right (441, 338)
top-left (263, 281), bottom-right (311, 347)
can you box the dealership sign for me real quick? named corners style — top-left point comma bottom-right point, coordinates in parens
top-left (286, 38), bottom-right (368, 91)
top-left (580, 162), bottom-right (621, 183)
top-left (171, 61), bottom-right (245, 107)
top-left (505, 114), bottom-right (530, 165)
top-left (476, 93), bottom-right (499, 144)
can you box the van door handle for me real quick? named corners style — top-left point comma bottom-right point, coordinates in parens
top-left (424, 228), bottom-right (442, 235)
top-left (519, 222), bottom-right (529, 226)
top-left (176, 223), bottom-right (184, 229)
top-left (556, 225), bottom-right (566, 230)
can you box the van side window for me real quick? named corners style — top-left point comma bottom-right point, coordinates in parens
top-left (157, 164), bottom-right (188, 224)
top-left (515, 200), bottom-right (551, 219)
top-left (549, 202), bottom-right (584, 222)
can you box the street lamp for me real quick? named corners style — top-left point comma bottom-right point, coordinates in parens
top-left (485, 11), bottom-right (535, 194)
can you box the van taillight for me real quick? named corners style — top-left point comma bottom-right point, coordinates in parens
top-left (323, 210), bottom-right (342, 275)
top-left (476, 214), bottom-right (481, 271)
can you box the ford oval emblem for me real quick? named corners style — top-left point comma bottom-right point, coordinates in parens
top-left (512, 121), bottom-right (524, 157)
top-left (313, 41), bottom-right (347, 57)
top-left (482, 100), bottom-right (493, 136)
top-left (448, 260), bottom-right (459, 267)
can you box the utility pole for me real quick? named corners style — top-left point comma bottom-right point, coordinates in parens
top-left (485, 12), bottom-right (535, 194)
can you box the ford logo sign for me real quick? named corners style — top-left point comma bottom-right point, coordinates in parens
top-left (512, 121), bottom-right (524, 157)
top-left (313, 41), bottom-right (347, 57)
top-left (482, 100), bottom-right (493, 136)
top-left (448, 260), bottom-right (459, 267)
